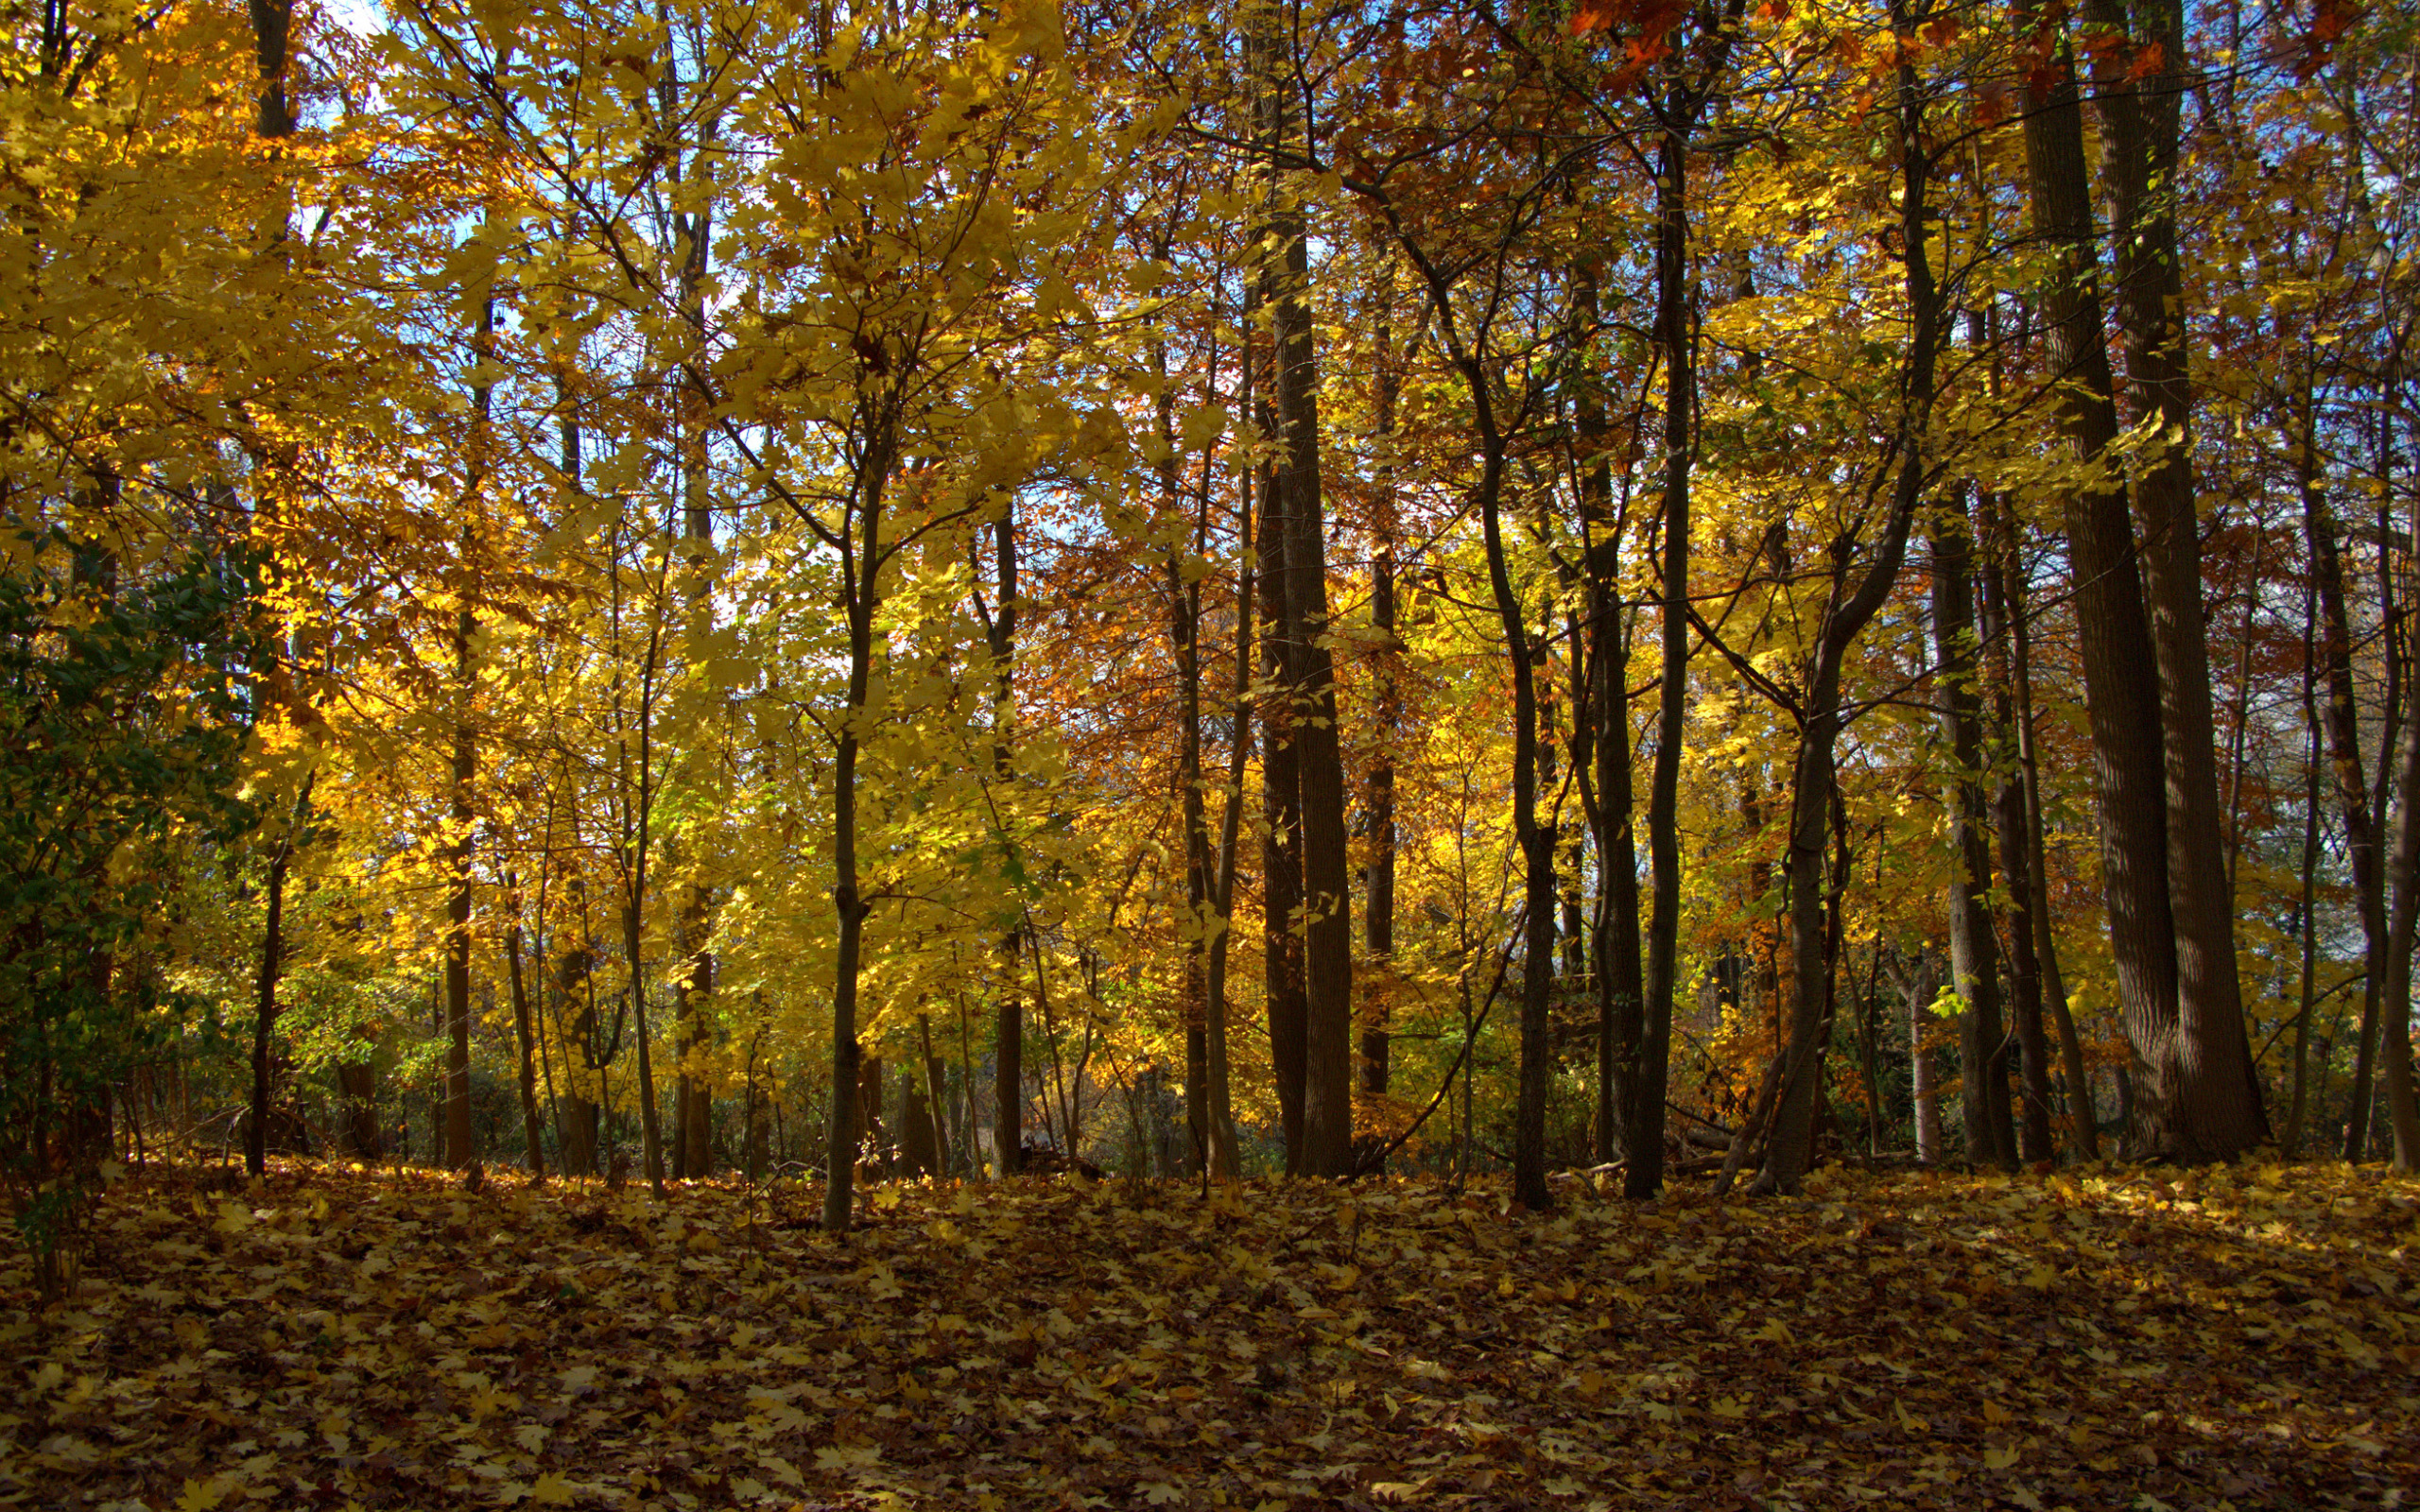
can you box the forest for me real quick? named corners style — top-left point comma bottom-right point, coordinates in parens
top-left (3, 0), bottom-right (2419, 1503)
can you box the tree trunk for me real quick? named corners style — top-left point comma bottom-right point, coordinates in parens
top-left (2081, 0), bottom-right (2267, 1157)
top-left (2016, 0), bottom-right (2213, 1159)
top-left (821, 429), bottom-right (893, 1230)
top-left (507, 891), bottom-right (544, 1181)
top-left (2290, 579), bottom-right (2322, 1161)
top-left (1573, 255), bottom-right (1647, 1171)
top-left (2002, 538), bottom-right (2097, 1156)
top-left (1257, 442), bottom-right (1307, 1172)
top-left (1976, 497), bottom-right (2056, 1162)
top-left (2373, 513), bottom-right (2420, 1171)
top-left (673, 892), bottom-right (712, 1179)
top-left (1255, 52), bottom-right (1355, 1177)
top-left (246, 812), bottom-right (296, 1178)
top-left (2301, 404), bottom-right (2390, 1160)
top-left (988, 504), bottom-right (1023, 1177)
top-left (444, 612), bottom-right (476, 1171)
top-left (1634, 109), bottom-right (1696, 1201)
top-left (1201, 460), bottom-right (1254, 1181)
top-left (1364, 279), bottom-right (1401, 1112)
top-left (1901, 952), bottom-right (1945, 1163)
top-left (1755, 26), bottom-right (1937, 1193)
top-left (1931, 498), bottom-right (2017, 1170)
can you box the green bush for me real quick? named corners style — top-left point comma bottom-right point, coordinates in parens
top-left (0, 529), bottom-right (260, 1296)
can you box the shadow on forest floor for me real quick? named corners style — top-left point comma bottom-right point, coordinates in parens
top-left (3, 1159), bottom-right (2414, 1510)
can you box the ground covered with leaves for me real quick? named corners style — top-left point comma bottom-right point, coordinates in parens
top-left (3, 1160), bottom-right (2415, 1511)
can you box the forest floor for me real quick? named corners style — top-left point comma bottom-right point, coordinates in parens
top-left (2, 1159), bottom-right (2414, 1511)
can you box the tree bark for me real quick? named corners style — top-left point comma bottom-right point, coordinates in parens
top-left (1257, 440), bottom-right (1306, 1171)
top-left (821, 425), bottom-right (894, 1230)
top-left (2082, 0), bottom-right (2267, 1157)
top-left (1931, 497), bottom-right (2017, 1170)
top-left (1254, 43), bottom-right (1354, 1178)
top-left (2016, 0), bottom-right (2222, 1159)
top-left (1979, 522), bottom-right (2056, 1165)
top-left (2001, 537), bottom-right (2097, 1156)
top-left (1634, 106), bottom-right (1696, 1202)
top-left (988, 505), bottom-right (1023, 1177)
top-left (445, 611), bottom-right (476, 1171)
top-left (507, 884), bottom-right (544, 1181)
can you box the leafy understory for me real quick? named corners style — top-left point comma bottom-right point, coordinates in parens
top-left (5, 1164), bottom-right (2415, 1511)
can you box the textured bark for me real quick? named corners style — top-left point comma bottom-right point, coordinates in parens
top-left (1257, 445), bottom-right (1306, 1173)
top-left (1256, 67), bottom-right (1354, 1177)
top-left (2016, 0), bottom-right (2209, 1158)
top-left (2082, 0), bottom-right (2267, 1157)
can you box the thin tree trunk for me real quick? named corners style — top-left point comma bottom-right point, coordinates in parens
top-left (2374, 508), bottom-right (2420, 1171)
top-left (2290, 578), bottom-right (2322, 1160)
top-left (987, 505), bottom-right (1023, 1177)
top-left (1906, 952), bottom-right (1944, 1162)
top-left (1574, 261), bottom-right (1648, 1174)
top-left (445, 610), bottom-right (476, 1171)
top-left (1634, 101), bottom-right (1698, 1202)
top-left (2004, 539), bottom-right (2097, 1156)
top-left (507, 880), bottom-right (544, 1181)
top-left (1257, 440), bottom-right (1306, 1171)
top-left (2301, 399), bottom-right (2390, 1160)
top-left (1978, 497), bottom-right (2055, 1163)
top-left (1755, 19), bottom-right (1938, 1193)
top-left (1932, 495), bottom-right (2017, 1170)
top-left (1364, 271), bottom-right (1401, 1113)
top-left (822, 428), bottom-right (894, 1230)
top-left (1202, 460), bottom-right (1254, 1182)
top-left (246, 782), bottom-right (309, 1177)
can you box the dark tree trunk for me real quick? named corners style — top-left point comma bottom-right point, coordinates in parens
top-left (507, 897), bottom-right (544, 1181)
top-left (1930, 497), bottom-right (2017, 1170)
top-left (2016, 0), bottom-right (2216, 1159)
top-left (1977, 509), bottom-right (2056, 1163)
top-left (988, 506), bottom-right (1023, 1177)
top-left (2301, 410), bottom-right (2390, 1160)
top-left (2082, 0), bottom-right (2267, 1157)
top-left (1257, 445), bottom-right (1307, 1173)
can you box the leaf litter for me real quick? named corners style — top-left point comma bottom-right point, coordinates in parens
top-left (3, 1160), bottom-right (2414, 1510)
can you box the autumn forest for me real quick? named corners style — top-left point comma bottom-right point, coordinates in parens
top-left (4, 0), bottom-right (2418, 1504)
